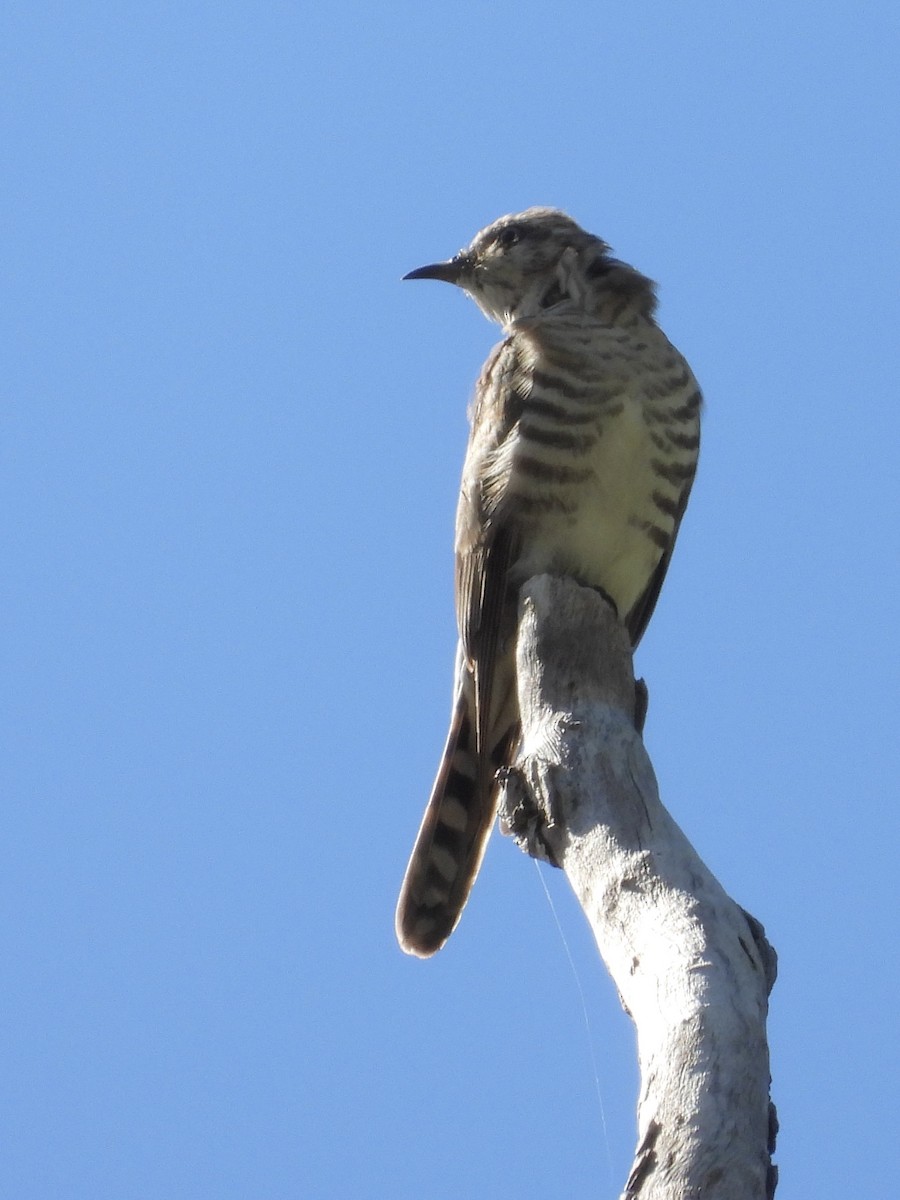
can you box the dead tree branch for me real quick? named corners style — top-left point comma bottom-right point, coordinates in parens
top-left (498, 575), bottom-right (778, 1200)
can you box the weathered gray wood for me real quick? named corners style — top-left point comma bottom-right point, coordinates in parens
top-left (498, 575), bottom-right (778, 1200)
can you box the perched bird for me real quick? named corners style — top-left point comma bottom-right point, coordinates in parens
top-left (396, 208), bottom-right (701, 957)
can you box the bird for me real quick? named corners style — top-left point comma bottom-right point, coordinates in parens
top-left (396, 207), bottom-right (701, 957)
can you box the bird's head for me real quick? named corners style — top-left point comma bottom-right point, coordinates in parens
top-left (404, 207), bottom-right (656, 327)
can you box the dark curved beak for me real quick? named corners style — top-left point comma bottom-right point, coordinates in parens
top-left (402, 255), bottom-right (468, 284)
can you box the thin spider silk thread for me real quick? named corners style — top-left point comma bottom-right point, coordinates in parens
top-left (533, 859), bottom-right (615, 1189)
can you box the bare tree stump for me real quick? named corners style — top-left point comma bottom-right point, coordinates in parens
top-left (498, 575), bottom-right (778, 1200)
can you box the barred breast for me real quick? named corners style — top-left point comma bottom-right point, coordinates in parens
top-left (505, 313), bottom-right (700, 641)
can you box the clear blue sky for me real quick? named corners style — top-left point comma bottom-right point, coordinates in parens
top-left (4, 3), bottom-right (898, 1197)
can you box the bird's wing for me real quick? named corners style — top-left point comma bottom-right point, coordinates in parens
top-left (454, 338), bottom-right (526, 757)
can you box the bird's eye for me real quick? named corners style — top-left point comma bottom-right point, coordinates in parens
top-left (496, 224), bottom-right (522, 249)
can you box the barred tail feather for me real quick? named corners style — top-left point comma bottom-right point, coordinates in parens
top-left (396, 692), bottom-right (500, 957)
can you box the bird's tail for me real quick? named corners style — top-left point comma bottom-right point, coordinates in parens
top-left (396, 683), bottom-right (514, 957)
